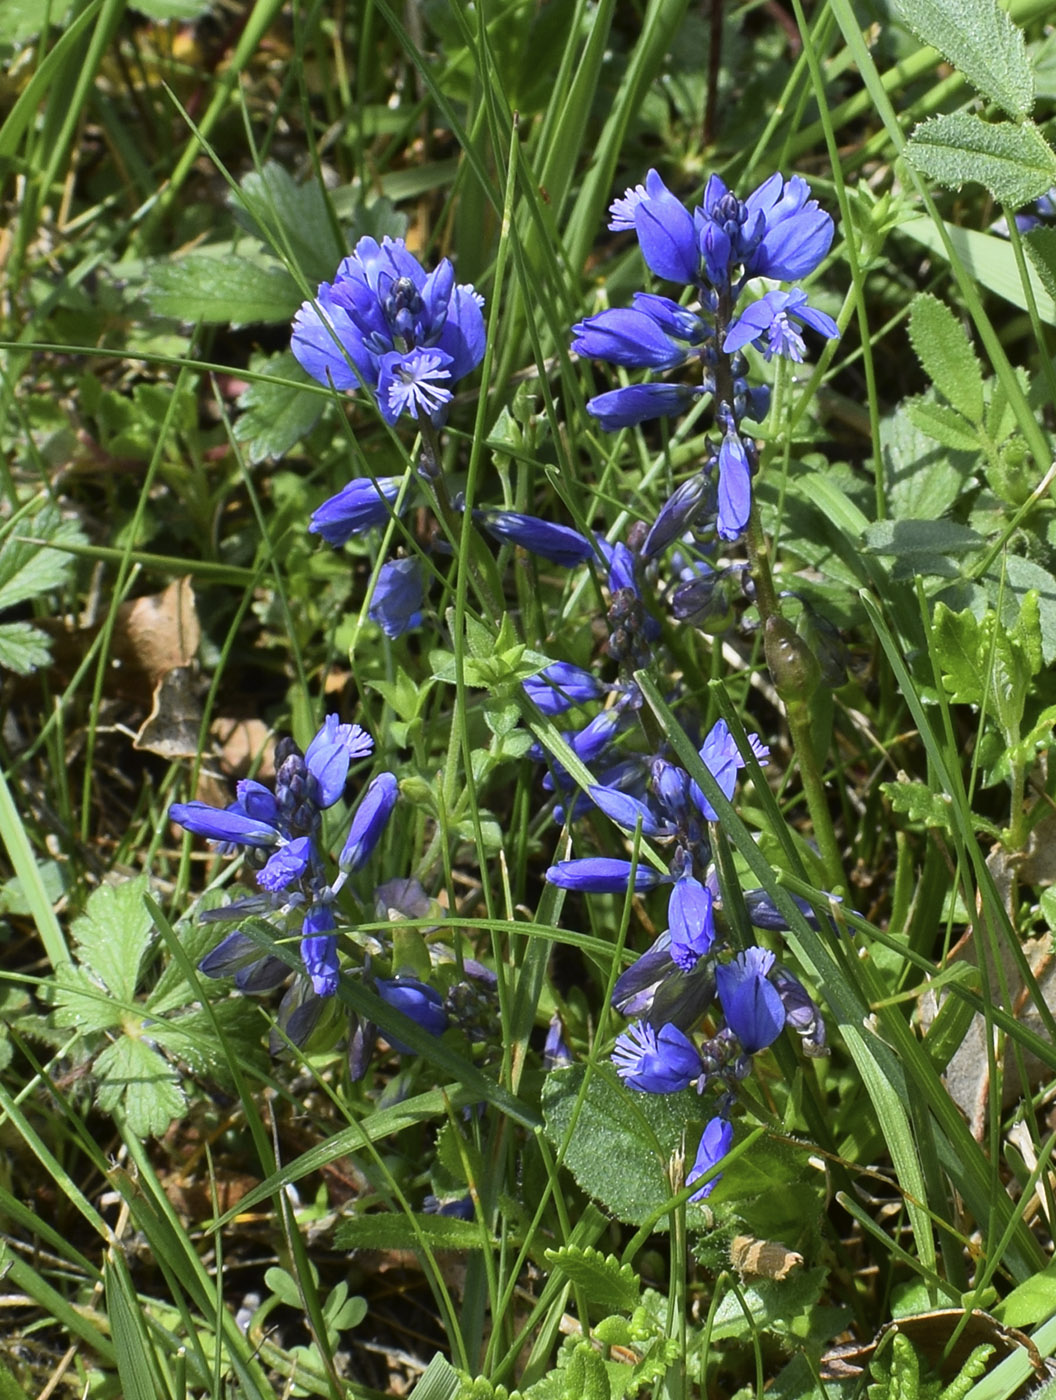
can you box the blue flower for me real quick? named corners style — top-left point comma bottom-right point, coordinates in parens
top-left (743, 889), bottom-right (824, 932)
top-left (642, 473), bottom-right (711, 558)
top-left (304, 716), bottom-right (374, 808)
top-left (339, 771), bottom-right (399, 872)
top-left (256, 835), bottom-right (315, 893)
top-left (291, 236), bottom-right (486, 425)
top-left (168, 801), bottom-right (280, 848)
top-left (523, 661), bottom-right (604, 716)
top-left (741, 173), bottom-right (835, 281)
top-left (545, 857), bottom-right (666, 894)
top-left (611, 930), bottom-right (717, 1031)
top-left (689, 719), bottom-right (769, 821)
top-left (375, 976), bottom-right (449, 1051)
top-left (717, 429), bottom-right (751, 542)
top-left (309, 475), bottom-right (405, 547)
top-left (589, 785), bottom-right (674, 838)
top-left (724, 289), bottom-right (839, 363)
top-left (369, 557), bottom-right (425, 637)
top-left (586, 382), bottom-right (701, 431)
top-left (301, 904), bottom-right (339, 997)
top-left (715, 947), bottom-right (785, 1054)
top-left (668, 874), bottom-right (716, 971)
top-left (544, 1014), bottom-right (574, 1068)
top-left (687, 1116), bottom-right (733, 1201)
top-left (771, 964), bottom-right (828, 1057)
top-left (479, 511), bottom-right (595, 567)
top-left (572, 295), bottom-right (706, 371)
top-left (198, 929), bottom-right (289, 992)
top-left (612, 1020), bottom-right (702, 1093)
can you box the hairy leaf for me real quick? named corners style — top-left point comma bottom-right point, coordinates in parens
top-left (907, 294), bottom-right (985, 424)
top-left (894, 0), bottom-right (1033, 117)
top-left (907, 115), bottom-right (1056, 208)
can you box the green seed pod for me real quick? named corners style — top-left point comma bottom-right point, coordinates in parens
top-left (764, 615), bottom-right (821, 703)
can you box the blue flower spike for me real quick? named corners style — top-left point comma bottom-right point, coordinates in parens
top-left (577, 167), bottom-right (836, 541)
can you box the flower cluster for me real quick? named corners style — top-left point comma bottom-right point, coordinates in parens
top-left (292, 235), bottom-right (486, 427)
top-left (171, 718), bottom-right (398, 1001)
top-left (292, 235), bottom-right (488, 638)
top-left (542, 710), bottom-right (826, 1197)
top-left (572, 169), bottom-right (838, 542)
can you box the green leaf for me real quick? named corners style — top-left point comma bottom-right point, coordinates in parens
top-left (333, 1213), bottom-right (490, 1251)
top-left (988, 555), bottom-right (1056, 665)
top-left (0, 507), bottom-right (84, 612)
top-left (921, 966), bottom-right (981, 1073)
top-left (236, 354), bottom-right (322, 463)
top-left (906, 115), bottom-right (1056, 208)
top-left (932, 596), bottom-right (1039, 745)
top-left (907, 294), bottom-right (986, 424)
top-left (862, 519), bottom-right (985, 558)
top-left (94, 1037), bottom-right (186, 1137)
top-left (0, 621), bottom-right (51, 675)
top-left (880, 777), bottom-right (955, 831)
top-left (129, 0), bottom-right (210, 16)
top-left (992, 1259), bottom-right (1056, 1326)
top-left (407, 1354), bottom-right (462, 1400)
top-left (541, 1063), bottom-right (701, 1227)
top-left (0, 0), bottom-right (73, 43)
top-left (904, 399), bottom-right (981, 452)
top-left (264, 1266), bottom-right (304, 1309)
top-left (234, 162), bottom-right (348, 286)
top-left (51, 966), bottom-right (124, 1033)
top-left (893, 0), bottom-right (1034, 118)
top-left (561, 1343), bottom-right (610, 1400)
top-left (68, 876), bottom-right (153, 1004)
top-left (105, 1254), bottom-right (162, 1400)
top-left (899, 217), bottom-right (1056, 324)
top-left (144, 252), bottom-right (302, 326)
top-left (1025, 226), bottom-right (1056, 304)
top-left (542, 1246), bottom-right (641, 1313)
top-left (881, 399), bottom-right (975, 520)
top-left (708, 1268), bottom-right (827, 1342)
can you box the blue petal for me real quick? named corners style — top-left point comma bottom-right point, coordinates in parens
top-left (291, 281), bottom-right (375, 391)
top-left (612, 1020), bottom-right (702, 1093)
top-left (717, 430), bottom-right (751, 542)
top-left (589, 785), bottom-right (671, 837)
top-left (633, 177), bottom-right (700, 283)
top-left (572, 307), bottom-right (687, 371)
top-left (480, 512), bottom-right (594, 567)
top-left (340, 772), bottom-right (399, 871)
top-left (587, 382), bottom-right (699, 431)
top-left (523, 662), bottom-right (603, 715)
top-left (368, 558), bottom-right (425, 638)
top-left (716, 947), bottom-right (785, 1053)
top-left (169, 801), bottom-right (279, 848)
top-left (668, 875), bottom-right (716, 970)
top-left (545, 858), bottom-right (665, 893)
top-left (687, 1116), bottom-right (733, 1201)
top-left (309, 475), bottom-right (404, 546)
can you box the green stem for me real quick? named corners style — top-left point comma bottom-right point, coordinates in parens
top-left (417, 417), bottom-right (504, 619)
